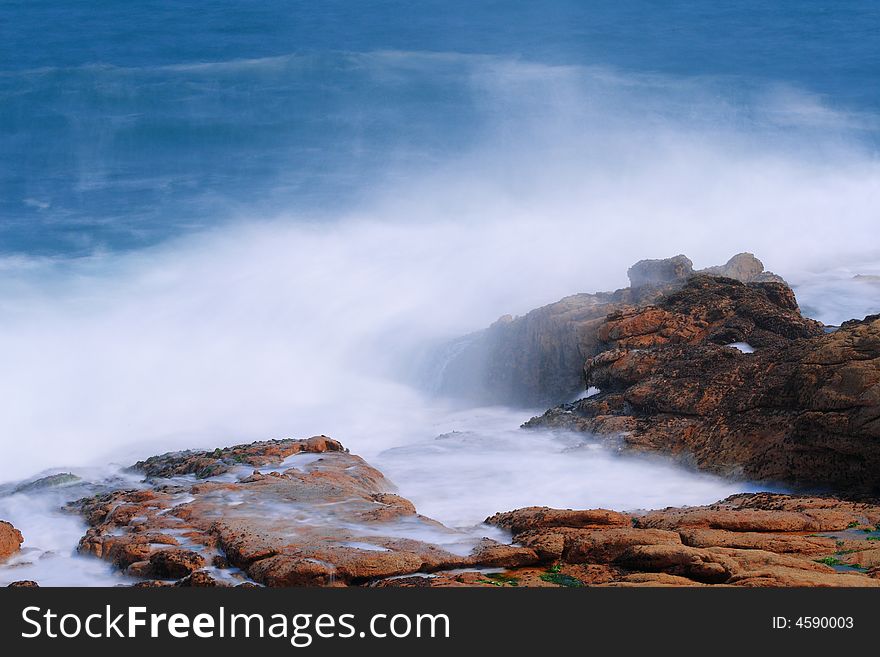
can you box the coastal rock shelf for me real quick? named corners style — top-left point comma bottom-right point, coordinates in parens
top-left (70, 437), bottom-right (537, 587)
top-left (472, 494), bottom-right (880, 588)
top-left (58, 438), bottom-right (880, 588)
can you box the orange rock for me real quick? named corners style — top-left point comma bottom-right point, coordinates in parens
top-left (562, 528), bottom-right (682, 564)
top-left (602, 573), bottom-right (707, 587)
top-left (728, 568), bottom-right (880, 587)
top-left (147, 549), bottom-right (206, 579)
top-left (679, 528), bottom-right (836, 556)
top-left (0, 521), bottom-right (23, 561)
top-left (486, 507), bottom-right (631, 533)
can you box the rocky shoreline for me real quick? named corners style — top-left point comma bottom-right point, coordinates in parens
top-left (2, 252), bottom-right (878, 587)
top-left (5, 436), bottom-right (880, 588)
top-left (525, 278), bottom-right (880, 494)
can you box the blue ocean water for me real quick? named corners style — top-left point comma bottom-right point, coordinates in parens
top-left (1, 1), bottom-right (879, 256)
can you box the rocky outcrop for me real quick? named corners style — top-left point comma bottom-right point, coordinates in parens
top-left (526, 280), bottom-right (879, 492)
top-left (629, 252), bottom-right (786, 289)
top-left (0, 521), bottom-right (23, 561)
top-left (68, 436), bottom-right (880, 587)
top-left (429, 253), bottom-right (791, 406)
top-left (408, 494), bottom-right (880, 587)
top-left (133, 435), bottom-right (345, 479)
top-left (72, 437), bottom-right (537, 587)
top-left (595, 275), bottom-right (824, 350)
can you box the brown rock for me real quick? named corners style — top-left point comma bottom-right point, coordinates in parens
top-left (527, 299), bottom-right (878, 493)
top-left (133, 436), bottom-right (345, 479)
top-left (466, 539), bottom-right (539, 568)
top-left (247, 555), bottom-right (342, 587)
top-left (175, 571), bottom-right (228, 587)
top-left (148, 549), bottom-right (206, 579)
top-left (0, 521), bottom-right (23, 561)
top-left (71, 434), bottom-right (880, 589)
top-left (486, 507), bottom-right (631, 533)
top-left (615, 544), bottom-right (731, 583)
top-left (371, 575), bottom-right (457, 588)
top-left (484, 495), bottom-right (880, 587)
top-left (602, 572), bottom-right (707, 587)
top-left (73, 437), bottom-right (538, 587)
top-left (727, 568), bottom-right (880, 588)
top-left (432, 253), bottom-right (793, 406)
top-left (562, 528), bottom-right (682, 564)
top-left (679, 529), bottom-right (836, 556)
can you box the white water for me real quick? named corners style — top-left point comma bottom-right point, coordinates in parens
top-left (0, 55), bottom-right (878, 585)
top-left (371, 407), bottom-right (765, 528)
top-left (0, 467), bottom-right (143, 586)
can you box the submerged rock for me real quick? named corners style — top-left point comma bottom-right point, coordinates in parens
top-left (429, 252), bottom-right (793, 406)
top-left (0, 521), bottom-right (23, 561)
top-left (12, 473), bottom-right (81, 495)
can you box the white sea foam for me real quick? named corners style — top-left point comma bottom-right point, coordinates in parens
top-left (372, 407), bottom-right (766, 528)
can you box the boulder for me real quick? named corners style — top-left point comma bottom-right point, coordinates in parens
top-left (0, 521), bottom-right (23, 561)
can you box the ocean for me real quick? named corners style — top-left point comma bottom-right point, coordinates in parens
top-left (2, 1), bottom-right (879, 255)
top-left (0, 1), bottom-right (878, 585)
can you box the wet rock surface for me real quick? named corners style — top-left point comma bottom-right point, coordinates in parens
top-left (0, 521), bottom-right (23, 561)
top-left (67, 436), bottom-right (880, 588)
top-left (71, 437), bottom-right (537, 587)
top-left (431, 253), bottom-right (792, 406)
top-left (527, 296), bottom-right (880, 493)
top-left (133, 435), bottom-right (346, 479)
top-left (429, 494), bottom-right (880, 588)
